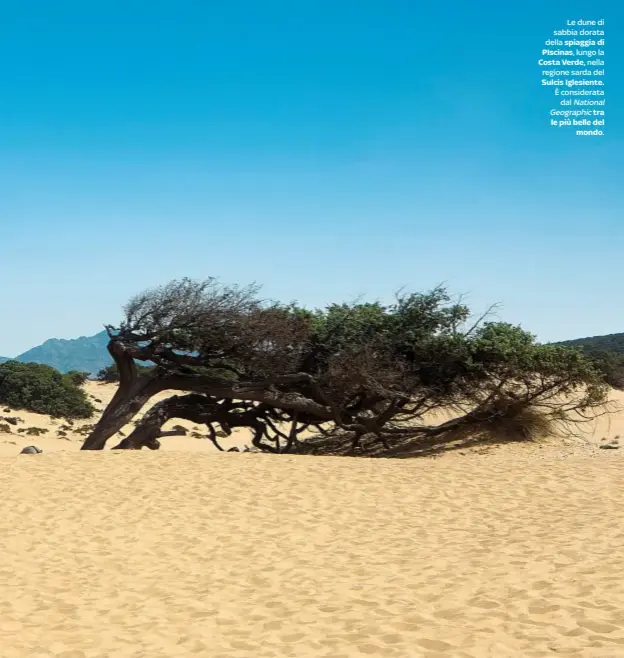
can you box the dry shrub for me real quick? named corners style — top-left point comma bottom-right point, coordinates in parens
top-left (475, 403), bottom-right (559, 443)
top-left (387, 402), bottom-right (564, 458)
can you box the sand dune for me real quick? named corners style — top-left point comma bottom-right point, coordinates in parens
top-left (2, 382), bottom-right (624, 458)
top-left (2, 386), bottom-right (624, 656)
top-left (0, 381), bottom-right (255, 456)
top-left (2, 449), bottom-right (624, 657)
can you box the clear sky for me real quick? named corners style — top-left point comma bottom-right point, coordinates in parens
top-left (1, 1), bottom-right (622, 356)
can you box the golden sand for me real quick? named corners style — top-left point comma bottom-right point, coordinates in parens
top-left (2, 386), bottom-right (624, 656)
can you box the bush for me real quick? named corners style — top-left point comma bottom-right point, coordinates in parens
top-left (65, 370), bottom-right (90, 387)
top-left (94, 364), bottom-right (118, 382)
top-left (95, 362), bottom-right (155, 382)
top-left (0, 361), bottom-right (95, 419)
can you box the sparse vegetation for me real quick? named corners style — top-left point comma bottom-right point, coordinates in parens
top-left (0, 416), bottom-right (21, 426)
top-left (24, 427), bottom-right (49, 436)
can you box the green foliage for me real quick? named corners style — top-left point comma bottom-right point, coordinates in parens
top-left (94, 364), bottom-right (119, 382)
top-left (167, 283), bottom-right (602, 409)
top-left (582, 350), bottom-right (624, 390)
top-left (291, 289), bottom-right (606, 410)
top-left (303, 288), bottom-right (470, 351)
top-left (0, 361), bottom-right (95, 419)
top-left (472, 323), bottom-right (602, 382)
top-left (126, 282), bottom-right (607, 409)
top-left (554, 334), bottom-right (624, 390)
top-left (65, 370), bottom-right (90, 386)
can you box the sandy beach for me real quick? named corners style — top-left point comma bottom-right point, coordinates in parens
top-left (2, 2), bottom-right (620, 654)
top-left (2, 387), bottom-right (624, 657)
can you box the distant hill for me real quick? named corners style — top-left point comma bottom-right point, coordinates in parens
top-left (8, 331), bottom-right (113, 375)
top-left (554, 333), bottom-right (624, 389)
top-left (554, 332), bottom-right (624, 356)
top-left (0, 356), bottom-right (9, 364)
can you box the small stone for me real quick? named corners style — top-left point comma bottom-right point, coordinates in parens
top-left (20, 445), bottom-right (43, 454)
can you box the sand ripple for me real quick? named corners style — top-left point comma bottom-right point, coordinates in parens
top-left (1, 451), bottom-right (624, 657)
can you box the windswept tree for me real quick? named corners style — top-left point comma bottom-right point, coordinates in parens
top-left (81, 278), bottom-right (609, 454)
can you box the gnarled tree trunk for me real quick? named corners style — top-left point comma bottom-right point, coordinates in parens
top-left (110, 393), bottom-right (274, 452)
top-left (82, 348), bottom-right (338, 451)
top-left (110, 395), bottom-right (203, 450)
top-left (81, 342), bottom-right (167, 450)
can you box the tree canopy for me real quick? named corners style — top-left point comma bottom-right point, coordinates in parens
top-left (81, 278), bottom-right (609, 454)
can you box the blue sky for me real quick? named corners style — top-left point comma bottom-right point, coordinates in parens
top-left (1, 0), bottom-right (622, 356)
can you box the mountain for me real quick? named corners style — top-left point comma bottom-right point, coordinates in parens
top-left (9, 330), bottom-right (113, 375)
top-left (0, 356), bottom-right (9, 364)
